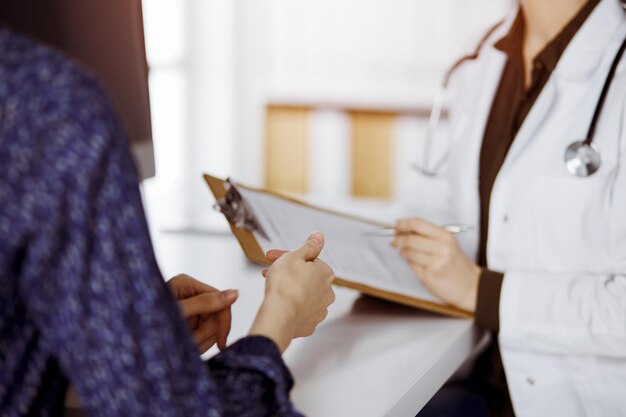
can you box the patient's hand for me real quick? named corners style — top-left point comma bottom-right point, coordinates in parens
top-left (249, 232), bottom-right (336, 353)
top-left (167, 274), bottom-right (238, 353)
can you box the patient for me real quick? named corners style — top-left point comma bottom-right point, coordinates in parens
top-left (0, 23), bottom-right (334, 417)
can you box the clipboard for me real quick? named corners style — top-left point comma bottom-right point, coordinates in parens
top-left (204, 173), bottom-right (472, 319)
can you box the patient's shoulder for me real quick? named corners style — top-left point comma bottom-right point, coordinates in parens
top-left (0, 25), bottom-right (125, 176)
top-left (0, 24), bottom-right (110, 110)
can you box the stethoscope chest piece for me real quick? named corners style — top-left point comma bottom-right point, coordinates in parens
top-left (564, 141), bottom-right (601, 177)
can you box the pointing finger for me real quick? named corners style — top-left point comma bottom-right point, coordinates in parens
top-left (396, 218), bottom-right (445, 239)
top-left (178, 290), bottom-right (238, 318)
top-left (392, 235), bottom-right (438, 253)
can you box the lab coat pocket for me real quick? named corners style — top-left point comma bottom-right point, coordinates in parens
top-left (527, 172), bottom-right (613, 271)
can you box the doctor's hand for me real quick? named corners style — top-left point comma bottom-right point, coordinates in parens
top-left (249, 232), bottom-right (336, 353)
top-left (392, 218), bottom-right (481, 313)
top-left (168, 274), bottom-right (238, 353)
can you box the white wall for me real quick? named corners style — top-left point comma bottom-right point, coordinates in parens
top-left (142, 0), bottom-right (516, 231)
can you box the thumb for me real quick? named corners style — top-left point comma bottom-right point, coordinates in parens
top-left (178, 290), bottom-right (239, 318)
top-left (294, 232), bottom-right (324, 262)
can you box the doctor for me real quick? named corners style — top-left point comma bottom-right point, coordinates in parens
top-left (392, 0), bottom-right (626, 416)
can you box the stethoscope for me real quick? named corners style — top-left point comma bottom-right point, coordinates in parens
top-left (414, 19), bottom-right (626, 178)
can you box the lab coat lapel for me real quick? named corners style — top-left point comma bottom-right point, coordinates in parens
top-left (498, 0), bottom-right (626, 175)
top-left (449, 46), bottom-right (507, 259)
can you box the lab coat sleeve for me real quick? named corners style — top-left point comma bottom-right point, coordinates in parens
top-left (498, 121), bottom-right (626, 358)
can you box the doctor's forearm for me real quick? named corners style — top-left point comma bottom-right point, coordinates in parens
top-left (475, 269), bottom-right (504, 332)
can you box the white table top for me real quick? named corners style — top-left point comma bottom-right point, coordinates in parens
top-left (151, 230), bottom-right (478, 417)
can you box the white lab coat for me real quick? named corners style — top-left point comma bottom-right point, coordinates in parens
top-left (440, 1), bottom-right (626, 415)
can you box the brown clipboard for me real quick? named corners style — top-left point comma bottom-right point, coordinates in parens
top-left (204, 173), bottom-right (473, 319)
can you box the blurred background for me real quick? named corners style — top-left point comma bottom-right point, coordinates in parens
top-left (140, 0), bottom-right (515, 232)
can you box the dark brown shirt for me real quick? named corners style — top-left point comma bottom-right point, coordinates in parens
top-left (470, 1), bottom-right (600, 416)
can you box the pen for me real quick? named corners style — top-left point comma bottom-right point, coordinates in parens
top-left (365, 224), bottom-right (474, 237)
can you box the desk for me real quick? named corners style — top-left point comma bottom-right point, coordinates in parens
top-left (151, 230), bottom-right (479, 417)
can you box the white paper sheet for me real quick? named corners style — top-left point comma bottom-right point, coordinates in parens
top-left (238, 187), bottom-right (442, 304)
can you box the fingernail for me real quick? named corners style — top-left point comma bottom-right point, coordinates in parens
top-left (220, 290), bottom-right (239, 302)
top-left (309, 231), bottom-right (323, 244)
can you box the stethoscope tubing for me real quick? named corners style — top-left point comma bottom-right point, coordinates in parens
top-left (584, 34), bottom-right (626, 145)
top-left (417, 21), bottom-right (626, 178)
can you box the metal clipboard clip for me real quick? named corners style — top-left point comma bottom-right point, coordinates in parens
top-left (213, 178), bottom-right (269, 240)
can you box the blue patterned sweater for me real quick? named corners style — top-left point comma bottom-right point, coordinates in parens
top-left (0, 25), bottom-right (302, 417)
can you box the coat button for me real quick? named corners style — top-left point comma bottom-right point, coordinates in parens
top-left (503, 215), bottom-right (509, 223)
top-left (526, 377), bottom-right (535, 386)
